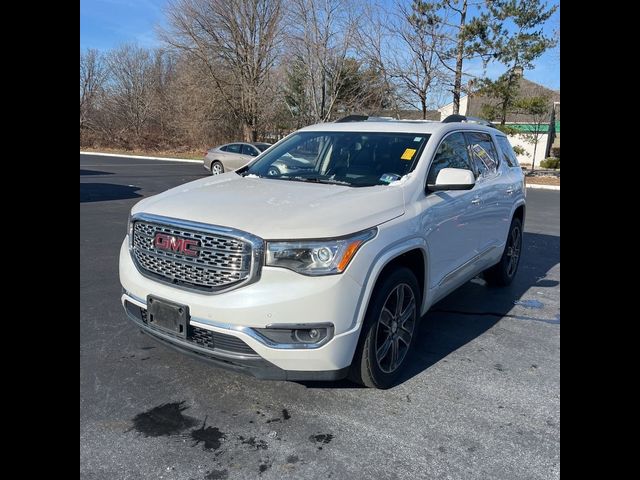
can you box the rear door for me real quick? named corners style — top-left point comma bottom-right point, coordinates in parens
top-left (223, 143), bottom-right (248, 170)
top-left (463, 131), bottom-right (510, 257)
top-left (495, 134), bottom-right (525, 203)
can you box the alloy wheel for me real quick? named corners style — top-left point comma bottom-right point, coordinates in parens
top-left (375, 283), bottom-right (416, 374)
top-left (506, 225), bottom-right (522, 277)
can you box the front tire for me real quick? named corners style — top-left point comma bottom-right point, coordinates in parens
top-left (210, 161), bottom-right (224, 175)
top-left (484, 217), bottom-right (523, 286)
top-left (349, 268), bottom-right (420, 389)
top-left (267, 166), bottom-right (281, 176)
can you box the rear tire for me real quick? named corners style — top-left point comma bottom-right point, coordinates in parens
top-left (484, 217), bottom-right (522, 286)
top-left (211, 161), bottom-right (224, 175)
top-left (349, 268), bottom-right (420, 389)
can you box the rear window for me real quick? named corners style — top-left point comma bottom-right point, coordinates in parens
top-left (495, 136), bottom-right (520, 167)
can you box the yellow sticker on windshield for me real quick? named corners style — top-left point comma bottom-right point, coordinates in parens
top-left (401, 148), bottom-right (417, 160)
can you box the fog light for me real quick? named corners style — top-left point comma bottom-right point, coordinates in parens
top-left (294, 328), bottom-right (325, 343)
top-left (253, 324), bottom-right (333, 346)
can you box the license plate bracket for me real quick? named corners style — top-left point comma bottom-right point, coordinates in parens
top-left (147, 295), bottom-right (189, 338)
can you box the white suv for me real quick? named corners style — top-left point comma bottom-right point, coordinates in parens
top-left (119, 116), bottom-right (525, 389)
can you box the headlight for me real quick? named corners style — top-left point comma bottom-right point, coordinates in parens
top-left (265, 228), bottom-right (377, 275)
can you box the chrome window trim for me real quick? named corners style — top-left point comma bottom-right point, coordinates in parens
top-left (128, 212), bottom-right (264, 295)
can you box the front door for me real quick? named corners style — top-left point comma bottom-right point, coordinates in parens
top-left (417, 131), bottom-right (483, 291)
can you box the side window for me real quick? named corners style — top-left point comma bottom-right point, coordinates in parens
top-left (495, 136), bottom-right (520, 167)
top-left (225, 144), bottom-right (242, 154)
top-left (290, 136), bottom-right (324, 161)
top-left (427, 132), bottom-right (473, 185)
top-left (220, 145), bottom-right (229, 152)
top-left (242, 144), bottom-right (259, 156)
top-left (464, 132), bottom-right (499, 177)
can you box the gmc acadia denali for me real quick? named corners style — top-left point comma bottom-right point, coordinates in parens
top-left (119, 115), bottom-right (525, 389)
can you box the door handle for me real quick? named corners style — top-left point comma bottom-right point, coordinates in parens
top-left (506, 188), bottom-right (515, 195)
top-left (471, 197), bottom-right (481, 205)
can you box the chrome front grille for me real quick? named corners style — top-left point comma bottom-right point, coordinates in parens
top-left (130, 215), bottom-right (262, 293)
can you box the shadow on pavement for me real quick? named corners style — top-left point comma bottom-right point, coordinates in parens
top-left (80, 169), bottom-right (114, 176)
top-left (399, 231), bottom-right (559, 385)
top-left (80, 183), bottom-right (142, 203)
top-left (300, 232), bottom-right (559, 389)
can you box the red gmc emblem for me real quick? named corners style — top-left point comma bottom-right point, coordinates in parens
top-left (153, 233), bottom-right (200, 257)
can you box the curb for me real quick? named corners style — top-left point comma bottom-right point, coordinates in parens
top-left (526, 184), bottom-right (560, 190)
top-left (80, 151), bottom-right (203, 164)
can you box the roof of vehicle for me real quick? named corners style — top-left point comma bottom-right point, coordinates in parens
top-left (298, 117), bottom-right (502, 136)
top-left (216, 142), bottom-right (271, 148)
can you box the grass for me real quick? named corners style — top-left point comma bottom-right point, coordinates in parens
top-left (80, 146), bottom-right (205, 160)
top-left (525, 175), bottom-right (560, 186)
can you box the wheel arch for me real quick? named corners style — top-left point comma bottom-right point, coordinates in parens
top-left (210, 160), bottom-right (224, 173)
top-left (348, 239), bottom-right (430, 335)
top-left (511, 201), bottom-right (526, 228)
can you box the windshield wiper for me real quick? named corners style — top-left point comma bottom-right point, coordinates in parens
top-left (282, 176), bottom-right (352, 186)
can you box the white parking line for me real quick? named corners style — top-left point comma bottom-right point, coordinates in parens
top-left (526, 184), bottom-right (560, 190)
top-left (81, 164), bottom-right (202, 167)
top-left (80, 151), bottom-right (203, 164)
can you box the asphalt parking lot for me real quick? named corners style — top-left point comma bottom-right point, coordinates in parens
top-left (80, 154), bottom-right (560, 480)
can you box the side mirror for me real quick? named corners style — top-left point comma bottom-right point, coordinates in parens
top-left (427, 168), bottom-right (475, 191)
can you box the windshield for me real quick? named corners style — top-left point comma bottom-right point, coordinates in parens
top-left (253, 143), bottom-right (271, 152)
top-left (243, 131), bottom-right (430, 187)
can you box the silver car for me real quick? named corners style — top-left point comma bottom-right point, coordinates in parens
top-left (204, 142), bottom-right (271, 175)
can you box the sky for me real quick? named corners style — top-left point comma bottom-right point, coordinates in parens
top-left (80, 0), bottom-right (560, 95)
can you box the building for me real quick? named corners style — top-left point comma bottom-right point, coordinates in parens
top-left (438, 77), bottom-right (560, 167)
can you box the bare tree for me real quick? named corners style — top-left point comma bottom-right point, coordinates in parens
top-left (80, 49), bottom-right (107, 142)
top-left (385, 1), bottom-right (449, 119)
top-left (149, 49), bottom-right (173, 142)
top-left (167, 56), bottom-right (242, 147)
top-left (286, 0), bottom-right (360, 122)
top-left (160, 0), bottom-right (284, 141)
top-left (101, 44), bottom-right (160, 145)
top-left (356, 2), bottom-right (402, 117)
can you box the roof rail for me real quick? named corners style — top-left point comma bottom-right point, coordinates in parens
top-left (335, 115), bottom-right (369, 123)
top-left (335, 115), bottom-right (429, 123)
top-left (442, 114), bottom-right (497, 129)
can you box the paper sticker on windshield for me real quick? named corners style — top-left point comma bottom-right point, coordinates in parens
top-left (380, 173), bottom-right (401, 183)
top-left (401, 148), bottom-right (417, 160)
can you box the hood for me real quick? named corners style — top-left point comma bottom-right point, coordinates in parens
top-left (132, 173), bottom-right (405, 239)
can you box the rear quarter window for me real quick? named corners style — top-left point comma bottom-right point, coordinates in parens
top-left (464, 132), bottom-right (499, 177)
top-left (495, 136), bottom-right (520, 167)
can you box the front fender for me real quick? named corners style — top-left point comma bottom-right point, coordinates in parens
top-left (345, 236), bottom-right (430, 334)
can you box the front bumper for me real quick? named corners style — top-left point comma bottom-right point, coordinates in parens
top-left (122, 296), bottom-right (348, 380)
top-left (119, 239), bottom-right (363, 375)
